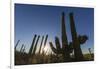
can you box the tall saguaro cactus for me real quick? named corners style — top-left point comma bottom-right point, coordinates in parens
top-left (69, 13), bottom-right (84, 60)
top-left (61, 12), bottom-right (70, 61)
top-left (50, 12), bottom-right (88, 62)
top-left (50, 12), bottom-right (71, 62)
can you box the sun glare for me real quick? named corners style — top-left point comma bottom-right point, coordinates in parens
top-left (43, 44), bottom-right (51, 54)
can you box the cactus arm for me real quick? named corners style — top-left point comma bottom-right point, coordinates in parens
top-left (88, 48), bottom-right (93, 58)
top-left (61, 12), bottom-right (69, 49)
top-left (32, 35), bottom-right (40, 55)
top-left (49, 42), bottom-right (58, 54)
top-left (69, 12), bottom-right (84, 60)
top-left (20, 44), bottom-right (24, 53)
top-left (28, 34), bottom-right (37, 55)
top-left (15, 40), bottom-right (20, 51)
top-left (42, 35), bottom-right (48, 52)
top-left (22, 46), bottom-right (26, 53)
top-left (44, 35), bottom-right (48, 46)
top-left (68, 42), bottom-right (73, 53)
top-left (55, 36), bottom-right (61, 51)
top-left (61, 12), bottom-right (71, 61)
top-left (38, 36), bottom-right (44, 54)
top-left (78, 35), bottom-right (88, 44)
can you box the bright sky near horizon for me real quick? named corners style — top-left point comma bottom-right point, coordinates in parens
top-left (15, 4), bottom-right (94, 54)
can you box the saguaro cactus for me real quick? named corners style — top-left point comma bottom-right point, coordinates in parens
top-left (88, 48), bottom-right (93, 59)
top-left (61, 12), bottom-right (70, 61)
top-left (22, 46), bottom-right (26, 54)
top-left (28, 34), bottom-right (37, 55)
top-left (44, 35), bottom-right (48, 47)
top-left (20, 44), bottom-right (24, 53)
top-left (32, 35), bottom-right (40, 55)
top-left (50, 12), bottom-right (88, 61)
top-left (15, 40), bottom-right (20, 51)
top-left (49, 12), bottom-right (73, 62)
top-left (49, 37), bottom-right (62, 54)
top-left (38, 36), bottom-right (44, 54)
top-left (49, 12), bottom-right (70, 61)
top-left (69, 13), bottom-right (85, 61)
top-left (49, 36), bottom-right (73, 62)
top-left (42, 35), bottom-right (48, 52)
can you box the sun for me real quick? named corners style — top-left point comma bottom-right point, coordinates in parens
top-left (43, 44), bottom-right (51, 54)
top-left (43, 46), bottom-right (48, 52)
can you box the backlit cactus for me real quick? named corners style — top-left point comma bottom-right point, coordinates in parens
top-left (43, 35), bottom-right (48, 49)
top-left (28, 34), bottom-right (37, 55)
top-left (50, 12), bottom-right (88, 61)
top-left (49, 12), bottom-right (71, 62)
top-left (38, 36), bottom-right (44, 54)
top-left (20, 44), bottom-right (24, 53)
top-left (15, 40), bottom-right (20, 51)
top-left (32, 35), bottom-right (40, 55)
top-left (88, 48), bottom-right (93, 59)
top-left (69, 13), bottom-right (88, 61)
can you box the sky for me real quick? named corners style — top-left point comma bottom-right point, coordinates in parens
top-left (15, 4), bottom-right (94, 54)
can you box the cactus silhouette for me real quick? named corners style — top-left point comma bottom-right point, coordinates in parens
top-left (38, 36), bottom-right (44, 54)
top-left (15, 11), bottom-right (91, 65)
top-left (78, 35), bottom-right (88, 44)
top-left (44, 35), bottom-right (48, 46)
top-left (20, 44), bottom-right (24, 53)
top-left (32, 35), bottom-right (40, 55)
top-left (50, 12), bottom-right (72, 62)
top-left (15, 40), bottom-right (20, 51)
top-left (28, 34), bottom-right (37, 55)
top-left (49, 36), bottom-right (73, 62)
top-left (69, 35), bottom-right (88, 53)
top-left (28, 35), bottom-right (40, 64)
top-left (69, 13), bottom-right (88, 61)
top-left (61, 12), bottom-right (71, 61)
top-left (22, 46), bottom-right (26, 54)
top-left (49, 37), bottom-right (62, 54)
top-left (50, 12), bottom-right (88, 62)
top-left (88, 48), bottom-right (93, 59)
top-left (42, 35), bottom-right (48, 53)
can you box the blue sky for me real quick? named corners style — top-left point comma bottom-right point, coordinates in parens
top-left (15, 4), bottom-right (94, 54)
